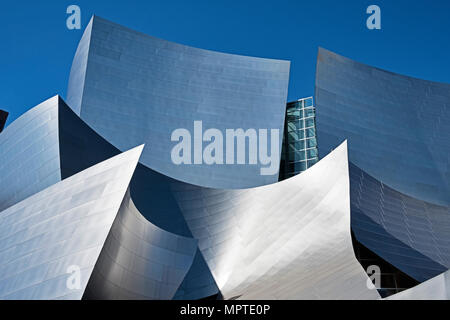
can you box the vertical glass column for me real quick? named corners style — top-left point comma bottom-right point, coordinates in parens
top-left (279, 97), bottom-right (319, 180)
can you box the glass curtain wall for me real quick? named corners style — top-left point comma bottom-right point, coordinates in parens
top-left (279, 97), bottom-right (318, 180)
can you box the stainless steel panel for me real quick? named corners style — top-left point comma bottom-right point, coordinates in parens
top-left (67, 16), bottom-right (290, 189)
top-left (172, 141), bottom-right (380, 299)
top-left (0, 145), bottom-right (143, 299)
top-left (315, 48), bottom-right (450, 282)
top-left (84, 189), bottom-right (197, 300)
top-left (0, 96), bottom-right (61, 211)
top-left (315, 47), bottom-right (450, 206)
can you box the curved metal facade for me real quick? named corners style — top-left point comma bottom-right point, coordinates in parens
top-left (67, 16), bottom-right (290, 189)
top-left (171, 141), bottom-right (380, 299)
top-left (350, 162), bottom-right (449, 282)
top-left (0, 145), bottom-right (143, 299)
top-left (6, 16), bottom-right (448, 300)
top-left (315, 48), bottom-right (450, 283)
top-left (0, 96), bottom-right (379, 300)
top-left (316, 47), bottom-right (450, 206)
top-left (0, 95), bottom-right (121, 213)
top-left (83, 190), bottom-right (198, 300)
top-left (0, 96), bottom-right (218, 300)
top-left (0, 96), bottom-right (61, 212)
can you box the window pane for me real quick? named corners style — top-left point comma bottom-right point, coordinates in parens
top-left (287, 108), bottom-right (302, 118)
top-left (304, 98), bottom-right (313, 107)
top-left (305, 118), bottom-right (315, 128)
top-left (306, 128), bottom-right (315, 138)
top-left (304, 108), bottom-right (315, 117)
top-left (307, 149), bottom-right (318, 158)
top-left (294, 161), bottom-right (307, 172)
top-left (306, 138), bottom-right (317, 148)
top-left (296, 120), bottom-right (304, 130)
top-left (288, 162), bottom-right (295, 172)
top-left (290, 151), bottom-right (306, 161)
top-left (288, 151), bottom-right (305, 161)
top-left (288, 131), bottom-right (298, 140)
top-left (294, 140), bottom-right (305, 150)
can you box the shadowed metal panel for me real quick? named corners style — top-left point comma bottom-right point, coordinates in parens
top-left (59, 97), bottom-right (195, 238)
top-left (351, 231), bottom-right (420, 298)
top-left (386, 269), bottom-right (450, 300)
top-left (0, 146), bottom-right (143, 299)
top-left (171, 141), bottom-right (380, 299)
top-left (67, 16), bottom-right (290, 189)
top-left (0, 95), bottom-right (120, 213)
top-left (350, 162), bottom-right (449, 282)
top-left (172, 248), bottom-right (220, 300)
top-left (0, 96), bottom-right (61, 212)
top-left (0, 95), bottom-right (189, 237)
top-left (58, 96), bottom-right (119, 180)
top-left (0, 110), bottom-right (8, 132)
top-left (315, 47), bottom-right (450, 206)
top-left (58, 97), bottom-right (220, 299)
top-left (315, 48), bottom-right (450, 284)
top-left (0, 96), bottom-right (219, 300)
top-left (83, 189), bottom-right (197, 300)
top-left (128, 164), bottom-right (193, 238)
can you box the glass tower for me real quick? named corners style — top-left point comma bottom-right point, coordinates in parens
top-left (279, 97), bottom-right (318, 180)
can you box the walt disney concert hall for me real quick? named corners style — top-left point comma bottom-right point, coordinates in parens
top-left (0, 16), bottom-right (449, 300)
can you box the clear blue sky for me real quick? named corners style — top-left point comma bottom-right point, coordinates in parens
top-left (1, 0), bottom-right (449, 125)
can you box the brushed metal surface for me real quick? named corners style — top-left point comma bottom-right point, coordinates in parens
top-left (0, 145), bottom-right (143, 299)
top-left (316, 47), bottom-right (450, 206)
top-left (84, 189), bottom-right (198, 299)
top-left (67, 16), bottom-right (290, 189)
top-left (0, 96), bottom-right (61, 212)
top-left (315, 48), bottom-right (450, 283)
top-left (172, 141), bottom-right (380, 299)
